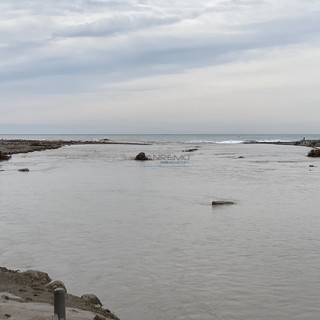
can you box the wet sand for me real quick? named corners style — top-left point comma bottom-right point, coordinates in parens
top-left (0, 267), bottom-right (119, 320)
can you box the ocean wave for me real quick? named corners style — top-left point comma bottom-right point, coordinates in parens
top-left (216, 140), bottom-right (245, 144)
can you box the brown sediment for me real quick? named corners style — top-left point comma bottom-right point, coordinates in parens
top-left (0, 139), bottom-right (150, 158)
top-left (0, 267), bottom-right (119, 320)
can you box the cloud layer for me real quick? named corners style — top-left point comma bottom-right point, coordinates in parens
top-left (1, 0), bottom-right (320, 133)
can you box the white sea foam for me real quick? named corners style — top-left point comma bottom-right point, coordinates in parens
top-left (216, 140), bottom-right (245, 144)
top-left (185, 139), bottom-right (244, 144)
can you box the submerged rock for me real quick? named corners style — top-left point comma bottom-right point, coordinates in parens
top-left (135, 152), bottom-right (150, 161)
top-left (212, 200), bottom-right (235, 206)
top-left (182, 148), bottom-right (198, 152)
top-left (307, 149), bottom-right (320, 157)
top-left (18, 168), bottom-right (30, 172)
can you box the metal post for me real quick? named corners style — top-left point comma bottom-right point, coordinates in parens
top-left (54, 288), bottom-right (66, 320)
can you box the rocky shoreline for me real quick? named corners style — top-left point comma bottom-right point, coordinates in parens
top-left (0, 267), bottom-right (119, 320)
top-left (244, 139), bottom-right (320, 157)
top-left (1, 138), bottom-right (320, 163)
top-left (0, 139), bottom-right (149, 157)
top-left (244, 139), bottom-right (320, 148)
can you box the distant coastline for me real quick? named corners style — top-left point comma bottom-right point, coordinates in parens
top-left (1, 137), bottom-right (320, 159)
top-left (0, 139), bottom-right (150, 157)
top-left (244, 139), bottom-right (320, 148)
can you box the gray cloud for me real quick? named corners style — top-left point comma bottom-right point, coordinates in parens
top-left (1, 9), bottom-right (320, 90)
top-left (1, 0), bottom-right (320, 133)
top-left (58, 13), bottom-right (181, 38)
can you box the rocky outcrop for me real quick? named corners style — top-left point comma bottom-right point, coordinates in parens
top-left (245, 139), bottom-right (320, 148)
top-left (81, 294), bottom-right (103, 307)
top-left (0, 139), bottom-right (151, 157)
top-left (20, 269), bottom-right (52, 285)
top-left (0, 151), bottom-right (11, 161)
top-left (212, 200), bottom-right (235, 206)
top-left (0, 266), bottom-right (119, 320)
top-left (299, 140), bottom-right (320, 148)
top-left (135, 152), bottom-right (150, 161)
top-left (18, 168), bottom-right (30, 172)
top-left (307, 149), bottom-right (320, 157)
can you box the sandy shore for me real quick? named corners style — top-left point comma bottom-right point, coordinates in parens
top-left (0, 267), bottom-right (119, 320)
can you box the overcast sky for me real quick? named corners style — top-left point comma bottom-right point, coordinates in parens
top-left (1, 0), bottom-right (320, 134)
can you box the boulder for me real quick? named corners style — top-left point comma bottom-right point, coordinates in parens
top-left (212, 200), bottom-right (235, 206)
top-left (81, 294), bottom-right (103, 307)
top-left (135, 152), bottom-right (150, 161)
top-left (18, 168), bottom-right (30, 172)
top-left (94, 315), bottom-right (107, 320)
top-left (20, 270), bottom-right (52, 285)
top-left (308, 149), bottom-right (320, 157)
top-left (0, 152), bottom-right (11, 161)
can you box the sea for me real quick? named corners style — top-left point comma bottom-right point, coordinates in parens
top-left (1, 133), bottom-right (320, 320)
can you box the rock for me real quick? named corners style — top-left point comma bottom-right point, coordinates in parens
top-left (212, 200), bottom-right (235, 206)
top-left (182, 148), bottom-right (198, 152)
top-left (238, 156), bottom-right (245, 159)
top-left (307, 149), bottom-right (320, 157)
top-left (94, 315), bottom-right (107, 320)
top-left (18, 168), bottom-right (30, 172)
top-left (20, 270), bottom-right (52, 285)
top-left (81, 294), bottom-right (103, 307)
top-left (45, 280), bottom-right (67, 293)
top-left (135, 152), bottom-right (150, 161)
top-left (309, 165), bottom-right (316, 167)
top-left (0, 151), bottom-right (11, 161)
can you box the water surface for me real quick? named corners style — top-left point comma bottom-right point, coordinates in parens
top-left (1, 140), bottom-right (320, 320)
